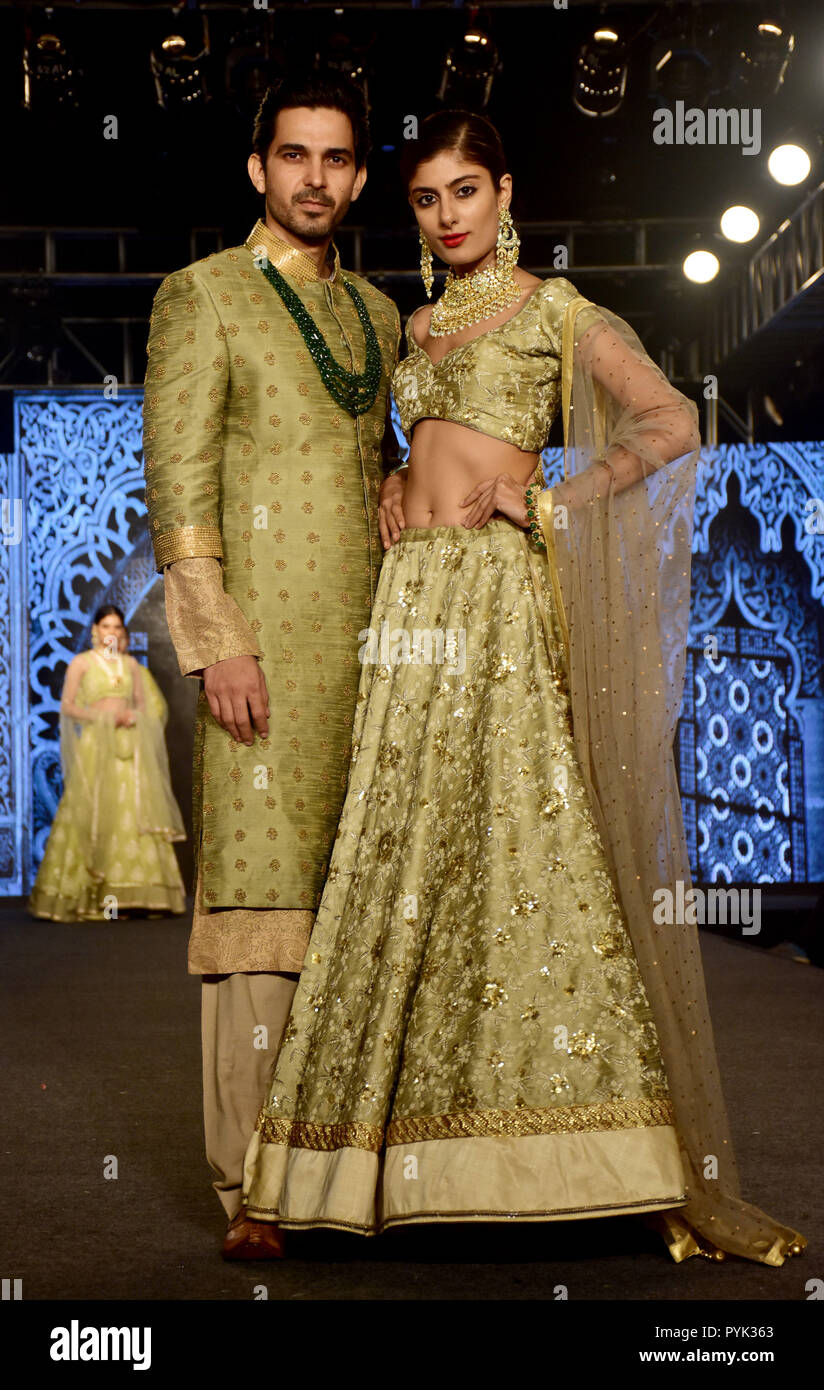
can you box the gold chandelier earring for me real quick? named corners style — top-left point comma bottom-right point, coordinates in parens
top-left (428, 203), bottom-right (522, 336)
top-left (419, 229), bottom-right (434, 299)
top-left (496, 205), bottom-right (520, 276)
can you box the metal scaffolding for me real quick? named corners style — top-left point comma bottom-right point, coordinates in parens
top-left (689, 180), bottom-right (824, 386)
top-left (0, 217), bottom-right (710, 388)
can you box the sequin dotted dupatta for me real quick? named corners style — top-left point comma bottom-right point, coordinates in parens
top-left (535, 296), bottom-right (806, 1266)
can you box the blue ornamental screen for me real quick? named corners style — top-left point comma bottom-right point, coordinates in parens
top-left (1, 391), bottom-right (823, 893)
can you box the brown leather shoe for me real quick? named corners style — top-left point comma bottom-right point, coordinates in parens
top-left (222, 1205), bottom-right (285, 1260)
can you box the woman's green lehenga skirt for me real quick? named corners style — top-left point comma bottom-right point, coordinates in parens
top-left (28, 724), bottom-right (186, 922)
top-left (243, 519), bottom-right (687, 1232)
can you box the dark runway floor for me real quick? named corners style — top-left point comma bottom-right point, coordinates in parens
top-left (0, 905), bottom-right (819, 1301)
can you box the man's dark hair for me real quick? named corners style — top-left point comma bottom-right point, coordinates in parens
top-left (251, 71), bottom-right (371, 168)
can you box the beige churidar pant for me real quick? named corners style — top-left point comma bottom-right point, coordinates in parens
top-left (201, 971), bottom-right (298, 1220)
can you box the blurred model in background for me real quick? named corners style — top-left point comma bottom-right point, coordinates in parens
top-left (28, 604), bottom-right (186, 922)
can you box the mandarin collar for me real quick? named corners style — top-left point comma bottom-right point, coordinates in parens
top-left (245, 218), bottom-right (341, 287)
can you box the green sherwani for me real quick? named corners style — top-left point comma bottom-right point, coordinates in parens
top-left (143, 219), bottom-right (400, 928)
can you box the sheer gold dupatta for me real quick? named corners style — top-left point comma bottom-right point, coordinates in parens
top-left (532, 297), bottom-right (805, 1266)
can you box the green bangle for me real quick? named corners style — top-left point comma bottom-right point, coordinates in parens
top-left (525, 481), bottom-right (546, 550)
top-left (388, 462), bottom-right (409, 477)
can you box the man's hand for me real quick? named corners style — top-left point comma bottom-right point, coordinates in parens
top-left (379, 471), bottom-right (407, 549)
top-left (202, 655), bottom-right (270, 746)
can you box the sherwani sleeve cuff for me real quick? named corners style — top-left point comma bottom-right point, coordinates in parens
top-left (153, 524), bottom-right (224, 571)
top-left (164, 556), bottom-right (264, 679)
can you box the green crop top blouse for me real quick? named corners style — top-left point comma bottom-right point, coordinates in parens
top-left (391, 276), bottom-right (602, 454)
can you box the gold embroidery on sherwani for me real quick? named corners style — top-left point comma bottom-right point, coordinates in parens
top-left (142, 224), bottom-right (401, 936)
top-left (153, 524), bottom-right (223, 568)
top-left (163, 556), bottom-right (263, 679)
top-left (247, 218), bottom-right (341, 286)
top-left (187, 861), bottom-right (312, 975)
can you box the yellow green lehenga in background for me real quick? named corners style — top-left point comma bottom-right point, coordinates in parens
top-left (28, 653), bottom-right (186, 922)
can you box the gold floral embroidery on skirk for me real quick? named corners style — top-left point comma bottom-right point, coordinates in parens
top-left (254, 521), bottom-right (675, 1150)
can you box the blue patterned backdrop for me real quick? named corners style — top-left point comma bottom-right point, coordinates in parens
top-left (1, 391), bottom-right (823, 893)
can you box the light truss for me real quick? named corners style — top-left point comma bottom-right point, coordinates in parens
top-left (0, 217), bottom-right (712, 386)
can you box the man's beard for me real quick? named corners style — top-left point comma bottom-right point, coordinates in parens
top-left (270, 193), bottom-right (346, 245)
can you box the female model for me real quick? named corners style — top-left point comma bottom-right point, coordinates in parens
top-left (28, 605), bottom-right (186, 921)
top-left (237, 111), bottom-right (805, 1268)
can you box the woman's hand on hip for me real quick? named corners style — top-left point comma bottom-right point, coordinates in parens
top-left (460, 474), bottom-right (529, 530)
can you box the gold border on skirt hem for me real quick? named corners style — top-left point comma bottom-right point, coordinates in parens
top-left (387, 1097), bottom-right (674, 1145)
top-left (256, 1096), bottom-right (675, 1153)
top-left (243, 1194), bottom-right (688, 1235)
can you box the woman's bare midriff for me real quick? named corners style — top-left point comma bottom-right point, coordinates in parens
top-left (93, 695), bottom-right (131, 714)
top-left (402, 418), bottom-right (539, 527)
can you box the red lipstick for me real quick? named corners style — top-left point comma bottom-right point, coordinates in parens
top-left (442, 233), bottom-right (468, 247)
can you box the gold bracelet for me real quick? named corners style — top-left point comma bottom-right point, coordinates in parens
top-left (525, 482), bottom-right (546, 550)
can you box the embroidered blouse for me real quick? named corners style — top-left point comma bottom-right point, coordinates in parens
top-left (392, 276), bottom-right (602, 453)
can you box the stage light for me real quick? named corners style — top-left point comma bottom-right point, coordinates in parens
top-left (22, 27), bottom-right (82, 111)
top-left (150, 21), bottom-right (210, 111)
top-left (438, 27), bottom-right (500, 111)
top-left (683, 250), bottom-right (720, 283)
top-left (767, 142), bottom-right (811, 185)
top-left (316, 31), bottom-right (369, 101)
top-left (649, 8), bottom-right (719, 108)
top-left (225, 26), bottom-right (278, 120)
top-left (720, 206), bottom-right (760, 243)
top-left (730, 16), bottom-right (795, 98)
top-left (653, 47), bottom-right (713, 104)
top-left (573, 29), bottom-right (628, 118)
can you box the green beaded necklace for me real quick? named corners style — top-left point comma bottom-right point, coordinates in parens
top-left (257, 259), bottom-right (383, 418)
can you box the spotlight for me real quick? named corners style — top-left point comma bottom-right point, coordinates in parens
top-left (438, 27), bottom-right (500, 111)
top-left (573, 29), bottom-right (628, 118)
top-left (730, 16), bottom-right (795, 98)
top-left (653, 46), bottom-right (714, 105)
top-left (767, 142), bottom-right (811, 185)
top-left (225, 29), bottom-right (278, 119)
top-left (719, 205), bottom-right (760, 242)
top-left (151, 19), bottom-right (210, 111)
top-left (22, 25), bottom-right (82, 111)
top-left (683, 250), bottom-right (720, 283)
top-left (650, 9), bottom-right (720, 108)
top-left (317, 32), bottom-right (369, 103)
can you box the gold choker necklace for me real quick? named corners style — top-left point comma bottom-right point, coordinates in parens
top-left (429, 261), bottom-right (522, 337)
